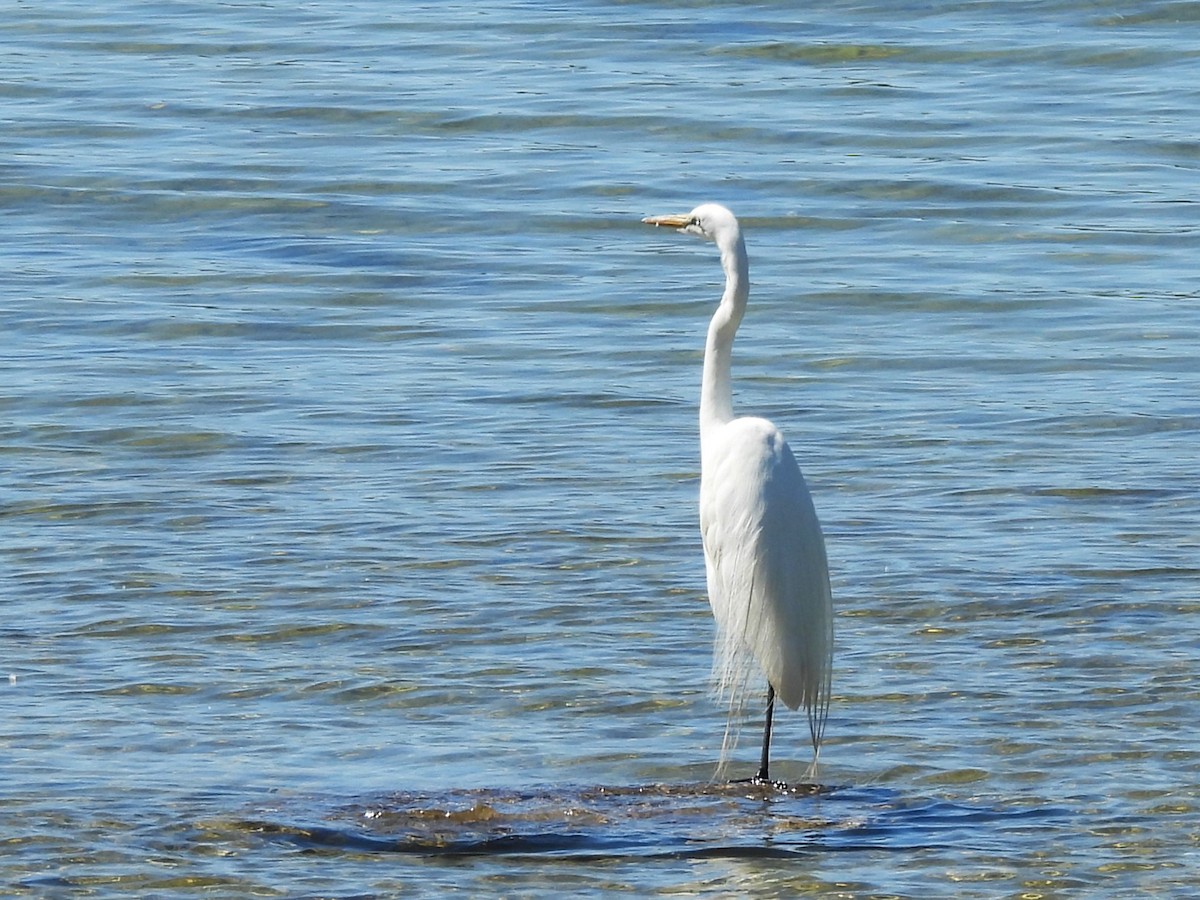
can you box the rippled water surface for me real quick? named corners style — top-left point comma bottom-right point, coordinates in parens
top-left (3, 1), bottom-right (1199, 896)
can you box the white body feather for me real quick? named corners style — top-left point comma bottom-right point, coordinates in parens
top-left (701, 415), bottom-right (832, 761)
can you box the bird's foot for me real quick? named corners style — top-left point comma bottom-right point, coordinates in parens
top-left (730, 776), bottom-right (820, 795)
top-left (729, 773), bottom-right (789, 790)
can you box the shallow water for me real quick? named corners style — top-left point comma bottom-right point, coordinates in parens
top-left (3, 1), bottom-right (1199, 896)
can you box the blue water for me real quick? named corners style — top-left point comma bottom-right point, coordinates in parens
top-left (3, 1), bottom-right (1198, 896)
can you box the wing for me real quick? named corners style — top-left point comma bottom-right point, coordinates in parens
top-left (700, 416), bottom-right (833, 752)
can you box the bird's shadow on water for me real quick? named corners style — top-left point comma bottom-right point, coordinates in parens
top-left (236, 781), bottom-right (1068, 860)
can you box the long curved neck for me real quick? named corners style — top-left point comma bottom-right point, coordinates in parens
top-left (700, 231), bottom-right (749, 438)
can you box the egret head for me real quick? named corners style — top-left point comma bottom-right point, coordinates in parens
top-left (642, 203), bottom-right (741, 248)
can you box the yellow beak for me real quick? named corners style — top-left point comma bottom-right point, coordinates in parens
top-left (641, 213), bottom-right (692, 228)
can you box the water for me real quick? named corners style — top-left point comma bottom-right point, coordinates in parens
top-left (3, 0), bottom-right (1198, 895)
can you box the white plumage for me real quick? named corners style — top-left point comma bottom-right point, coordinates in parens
top-left (643, 203), bottom-right (833, 782)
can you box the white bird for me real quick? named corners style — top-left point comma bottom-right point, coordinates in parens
top-left (642, 204), bottom-right (833, 784)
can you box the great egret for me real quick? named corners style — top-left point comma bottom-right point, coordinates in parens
top-left (642, 204), bottom-right (833, 784)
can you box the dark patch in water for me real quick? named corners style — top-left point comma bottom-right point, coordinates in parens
top-left (233, 782), bottom-right (1069, 859)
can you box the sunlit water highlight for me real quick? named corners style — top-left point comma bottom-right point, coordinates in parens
top-left (3, 1), bottom-right (1199, 896)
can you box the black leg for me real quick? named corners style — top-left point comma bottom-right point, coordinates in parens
top-left (754, 683), bottom-right (776, 783)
